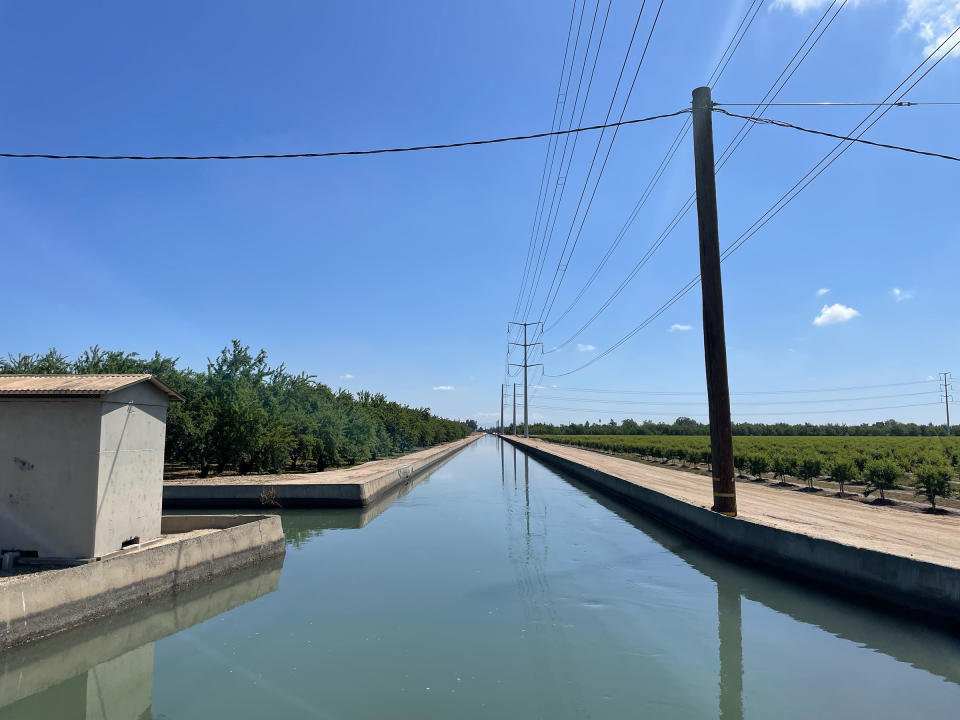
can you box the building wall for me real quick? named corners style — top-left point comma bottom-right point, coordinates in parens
top-left (93, 383), bottom-right (168, 557)
top-left (0, 399), bottom-right (101, 557)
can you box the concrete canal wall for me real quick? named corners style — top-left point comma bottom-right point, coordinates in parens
top-left (0, 514), bottom-right (285, 649)
top-left (163, 433), bottom-right (481, 508)
top-left (502, 435), bottom-right (960, 624)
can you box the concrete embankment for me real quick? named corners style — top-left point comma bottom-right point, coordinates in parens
top-left (502, 435), bottom-right (960, 624)
top-left (0, 514), bottom-right (285, 649)
top-left (163, 433), bottom-right (481, 508)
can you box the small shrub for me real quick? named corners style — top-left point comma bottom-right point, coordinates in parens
top-left (771, 455), bottom-right (797, 484)
top-left (914, 463), bottom-right (954, 511)
top-left (863, 459), bottom-right (901, 502)
top-left (797, 455), bottom-right (823, 490)
top-left (829, 459), bottom-right (855, 496)
top-left (747, 453), bottom-right (769, 481)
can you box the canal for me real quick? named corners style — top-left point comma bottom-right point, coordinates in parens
top-left (3, 435), bottom-right (960, 719)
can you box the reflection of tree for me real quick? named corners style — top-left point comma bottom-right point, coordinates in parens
top-left (285, 526), bottom-right (325, 549)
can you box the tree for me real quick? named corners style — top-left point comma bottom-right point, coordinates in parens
top-left (828, 459), bottom-right (855, 497)
top-left (747, 454), bottom-right (769, 481)
top-left (914, 463), bottom-right (953, 512)
top-left (863, 459), bottom-right (901, 502)
top-left (771, 455), bottom-right (796, 484)
top-left (797, 455), bottom-right (823, 491)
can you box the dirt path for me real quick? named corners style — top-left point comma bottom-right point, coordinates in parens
top-left (510, 436), bottom-right (960, 570)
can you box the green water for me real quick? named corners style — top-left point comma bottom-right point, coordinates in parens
top-left (3, 435), bottom-right (960, 719)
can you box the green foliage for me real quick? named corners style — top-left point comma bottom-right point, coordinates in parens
top-left (914, 463), bottom-right (954, 511)
top-left (828, 459), bottom-right (855, 495)
top-left (747, 453), bottom-right (769, 480)
top-left (797, 455), bottom-right (823, 490)
top-left (771, 455), bottom-right (797, 484)
top-left (863, 459), bottom-right (902, 502)
top-left (2, 342), bottom-right (472, 476)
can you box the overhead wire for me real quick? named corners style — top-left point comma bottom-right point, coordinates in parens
top-left (545, 13), bottom-right (959, 378)
top-left (522, 0), bottom-right (638, 323)
top-left (713, 108), bottom-right (960, 163)
top-left (516, 0), bottom-right (597, 325)
top-left (534, 0), bottom-right (666, 330)
top-left (542, 0), bottom-right (769, 334)
top-left (513, 0), bottom-right (582, 324)
top-left (542, 0), bottom-right (846, 353)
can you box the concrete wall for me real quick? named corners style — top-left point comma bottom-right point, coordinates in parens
top-left (0, 514), bottom-right (286, 649)
top-left (0, 399), bottom-right (102, 557)
top-left (94, 383), bottom-right (169, 557)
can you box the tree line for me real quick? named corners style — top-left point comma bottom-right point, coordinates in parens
top-left (525, 416), bottom-right (958, 437)
top-left (2, 343), bottom-right (475, 476)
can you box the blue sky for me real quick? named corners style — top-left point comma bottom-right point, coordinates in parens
top-left (1, 0), bottom-right (957, 427)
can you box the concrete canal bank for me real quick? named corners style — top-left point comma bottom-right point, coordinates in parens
top-left (501, 435), bottom-right (960, 623)
top-left (163, 433), bottom-right (481, 508)
top-left (0, 514), bottom-right (285, 649)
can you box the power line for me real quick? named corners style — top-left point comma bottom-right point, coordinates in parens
top-left (714, 101), bottom-right (960, 107)
top-left (542, 0), bottom-right (773, 335)
top-left (714, 108), bottom-right (960, 163)
top-left (513, 0), bottom-right (583, 323)
top-left (541, 0), bottom-right (846, 352)
top-left (529, 401), bottom-right (944, 416)
top-left (536, 0), bottom-right (666, 329)
top-left (523, 1), bottom-right (644, 324)
top-left (531, 391), bottom-right (942, 406)
top-left (516, 0), bottom-right (603, 324)
top-left (0, 110), bottom-right (689, 161)
top-left (545, 379), bottom-right (939, 395)
top-left (544, 21), bottom-right (960, 378)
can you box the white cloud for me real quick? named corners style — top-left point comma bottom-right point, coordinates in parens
top-left (577, 344), bottom-right (596, 352)
top-left (891, 287), bottom-right (915, 302)
top-left (773, 0), bottom-right (960, 58)
top-left (339, 373), bottom-right (354, 380)
top-left (433, 385), bottom-right (455, 391)
top-left (816, 288), bottom-right (830, 296)
top-left (669, 324), bottom-right (693, 332)
top-left (813, 303), bottom-right (861, 325)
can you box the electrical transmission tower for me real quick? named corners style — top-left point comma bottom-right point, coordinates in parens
top-left (941, 372), bottom-right (953, 436)
top-left (508, 321), bottom-right (543, 438)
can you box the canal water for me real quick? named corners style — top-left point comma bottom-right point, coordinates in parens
top-left (3, 435), bottom-right (960, 719)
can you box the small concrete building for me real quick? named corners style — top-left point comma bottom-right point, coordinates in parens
top-left (0, 374), bottom-right (183, 559)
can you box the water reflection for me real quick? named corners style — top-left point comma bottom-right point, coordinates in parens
top-left (554, 467), bottom-right (960, 695)
top-left (281, 466), bottom-right (433, 547)
top-left (0, 558), bottom-right (283, 720)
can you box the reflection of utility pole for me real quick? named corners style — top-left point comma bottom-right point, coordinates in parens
top-left (717, 582), bottom-right (743, 720)
top-left (941, 372), bottom-right (953, 436)
top-left (500, 435), bottom-right (504, 485)
top-left (524, 454), bottom-right (530, 538)
top-left (508, 321), bottom-right (543, 438)
top-left (500, 384), bottom-right (505, 435)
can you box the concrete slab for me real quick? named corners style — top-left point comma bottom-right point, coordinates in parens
top-left (163, 434), bottom-right (481, 508)
top-left (0, 514), bottom-right (285, 649)
top-left (503, 436), bottom-right (960, 624)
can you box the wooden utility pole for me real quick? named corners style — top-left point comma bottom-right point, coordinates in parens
top-left (513, 383), bottom-right (518, 435)
top-left (691, 86), bottom-right (737, 517)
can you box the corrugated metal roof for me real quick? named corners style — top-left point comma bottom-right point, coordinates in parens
top-left (0, 374), bottom-right (184, 401)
